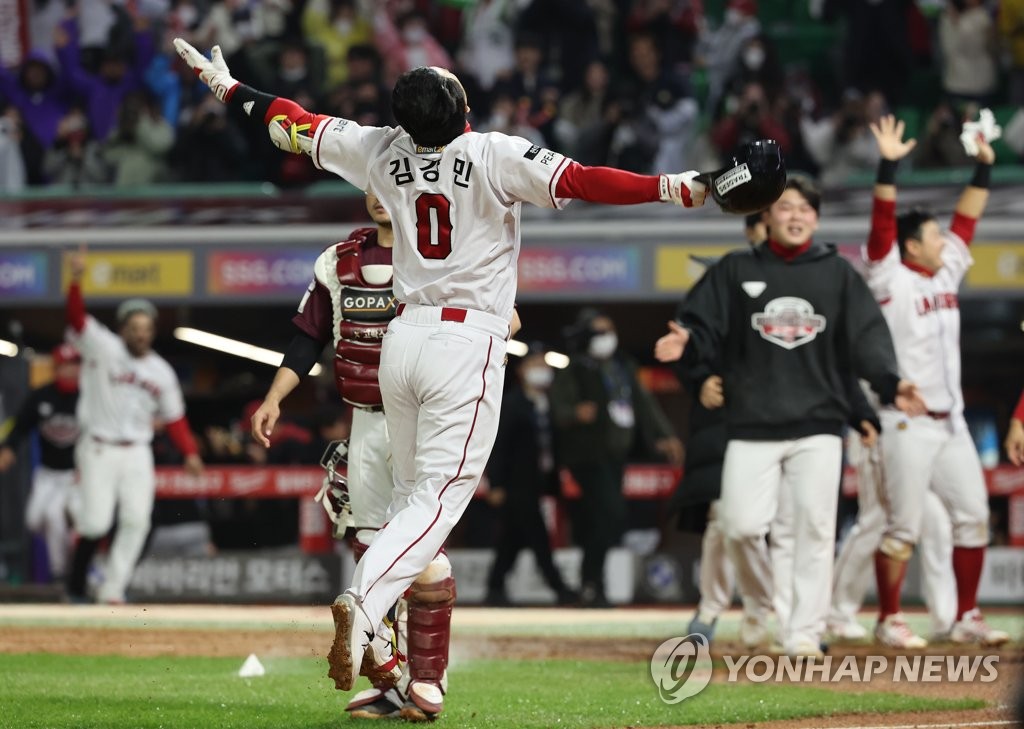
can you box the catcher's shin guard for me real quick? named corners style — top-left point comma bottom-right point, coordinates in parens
top-left (402, 553), bottom-right (455, 721)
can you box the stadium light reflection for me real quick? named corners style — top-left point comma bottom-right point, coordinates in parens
top-left (173, 327), bottom-right (322, 376)
top-left (0, 339), bottom-right (17, 357)
top-left (505, 339), bottom-right (569, 369)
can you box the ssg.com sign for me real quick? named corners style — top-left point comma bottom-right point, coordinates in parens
top-left (650, 635), bottom-right (1000, 703)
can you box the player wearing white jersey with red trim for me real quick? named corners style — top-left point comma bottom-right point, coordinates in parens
top-left (864, 115), bottom-right (1008, 648)
top-left (65, 250), bottom-right (203, 604)
top-left (173, 38), bottom-right (708, 702)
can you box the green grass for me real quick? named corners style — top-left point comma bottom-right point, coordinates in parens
top-left (0, 654), bottom-right (983, 729)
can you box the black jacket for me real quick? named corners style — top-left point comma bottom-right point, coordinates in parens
top-left (487, 386), bottom-right (560, 505)
top-left (678, 241), bottom-right (899, 441)
top-left (1, 384), bottom-right (79, 470)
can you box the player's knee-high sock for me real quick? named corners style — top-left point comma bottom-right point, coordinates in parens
top-left (951, 546), bottom-right (984, 619)
top-left (874, 551), bottom-right (907, 619)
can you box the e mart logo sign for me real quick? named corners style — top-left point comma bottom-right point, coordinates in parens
top-left (62, 251), bottom-right (194, 296)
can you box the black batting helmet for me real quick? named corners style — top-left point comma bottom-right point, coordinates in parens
top-left (698, 139), bottom-right (786, 215)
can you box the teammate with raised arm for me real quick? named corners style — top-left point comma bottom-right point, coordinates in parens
top-left (864, 115), bottom-right (1008, 648)
top-left (173, 38), bottom-right (710, 709)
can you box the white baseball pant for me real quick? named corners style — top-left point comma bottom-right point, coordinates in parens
top-left (720, 435), bottom-right (842, 651)
top-left (352, 304), bottom-right (508, 629)
top-left (695, 500), bottom-right (735, 619)
top-left (24, 466), bottom-right (75, 578)
top-left (830, 435), bottom-right (957, 634)
top-left (73, 438), bottom-right (155, 603)
top-left (878, 412), bottom-right (989, 548)
top-left (348, 408), bottom-right (393, 538)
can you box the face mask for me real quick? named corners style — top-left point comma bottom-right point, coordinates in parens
top-left (743, 46), bottom-right (765, 70)
top-left (280, 66), bottom-right (307, 82)
top-left (334, 19), bottom-right (353, 35)
top-left (402, 26), bottom-right (426, 44)
top-left (588, 332), bottom-right (617, 360)
top-left (523, 366), bottom-right (554, 389)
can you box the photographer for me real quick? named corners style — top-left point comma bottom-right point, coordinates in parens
top-left (43, 108), bottom-right (108, 187)
top-left (710, 81), bottom-right (790, 162)
top-left (801, 88), bottom-right (885, 188)
top-left (102, 90), bottom-right (174, 186)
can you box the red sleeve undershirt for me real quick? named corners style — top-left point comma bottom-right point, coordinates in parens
top-left (166, 417), bottom-right (199, 457)
top-left (554, 161), bottom-right (660, 204)
top-left (67, 281), bottom-right (86, 332)
top-left (1014, 390), bottom-right (1024, 422)
top-left (950, 212), bottom-right (977, 246)
top-left (866, 197), bottom-right (897, 261)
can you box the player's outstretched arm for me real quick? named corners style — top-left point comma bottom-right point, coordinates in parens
top-left (951, 138), bottom-right (995, 243)
top-left (66, 244), bottom-right (87, 332)
top-left (174, 38), bottom-right (329, 156)
top-left (554, 163), bottom-right (707, 208)
top-left (866, 115), bottom-right (915, 261)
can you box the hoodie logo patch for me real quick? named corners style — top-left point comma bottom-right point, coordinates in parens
top-left (242, 101), bottom-right (254, 116)
top-left (751, 296), bottom-right (826, 350)
top-left (741, 281), bottom-right (767, 298)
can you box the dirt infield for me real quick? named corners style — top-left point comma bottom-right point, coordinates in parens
top-left (0, 605), bottom-right (1020, 728)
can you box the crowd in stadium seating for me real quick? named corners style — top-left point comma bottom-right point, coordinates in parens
top-left (2, 0), bottom-right (1023, 194)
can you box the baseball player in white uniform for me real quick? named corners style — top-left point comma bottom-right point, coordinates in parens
top-left (863, 115), bottom-right (1008, 648)
top-left (828, 422), bottom-right (957, 640)
top-left (0, 344), bottom-right (82, 580)
top-left (174, 37), bottom-right (708, 701)
top-left (66, 251), bottom-right (203, 604)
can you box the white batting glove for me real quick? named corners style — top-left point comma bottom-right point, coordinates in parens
top-left (173, 38), bottom-right (239, 103)
top-left (959, 108), bottom-right (1001, 157)
top-left (659, 171), bottom-right (707, 208)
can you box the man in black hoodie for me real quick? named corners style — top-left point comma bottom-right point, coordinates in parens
top-left (656, 175), bottom-right (925, 656)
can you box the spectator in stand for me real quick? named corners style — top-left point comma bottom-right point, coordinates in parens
top-left (621, 32), bottom-right (698, 173)
top-left (802, 88), bottom-right (885, 189)
top-left (373, 3), bottom-right (454, 86)
top-left (480, 91), bottom-right (546, 146)
top-left (43, 108), bottom-right (108, 187)
top-left (711, 81), bottom-right (790, 163)
top-left (302, 0), bottom-right (374, 89)
top-left (999, 0), bottom-right (1024, 105)
top-left (516, 0), bottom-right (599, 93)
top-left (913, 100), bottom-right (974, 170)
top-left (771, 89), bottom-right (820, 178)
top-left (0, 53), bottom-right (70, 151)
top-left (0, 106), bottom-right (29, 192)
top-left (103, 90), bottom-right (174, 186)
top-left (1007, 390), bottom-right (1024, 466)
top-left (695, 0), bottom-right (761, 118)
top-left (191, 0), bottom-right (266, 63)
top-left (55, 14), bottom-right (154, 142)
top-left (492, 33), bottom-right (560, 137)
top-left (626, 0), bottom-right (703, 69)
top-left (839, 0), bottom-right (913, 106)
top-left (174, 94), bottom-right (247, 182)
top-left (718, 34), bottom-right (785, 117)
top-left (457, 0), bottom-right (516, 93)
top-left (262, 41), bottom-right (321, 100)
top-left (939, 0), bottom-right (998, 107)
top-left (554, 59), bottom-right (611, 159)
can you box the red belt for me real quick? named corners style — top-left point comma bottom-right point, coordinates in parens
top-left (926, 411), bottom-right (950, 420)
top-left (395, 303), bottom-right (467, 322)
top-left (91, 435), bottom-right (137, 447)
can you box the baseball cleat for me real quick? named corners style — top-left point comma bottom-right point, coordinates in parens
top-left (345, 687), bottom-right (404, 719)
top-left (950, 609), bottom-right (1010, 647)
top-left (785, 640), bottom-right (825, 659)
top-left (399, 680), bottom-right (444, 722)
top-left (826, 618), bottom-right (868, 641)
top-left (328, 592), bottom-right (362, 691)
top-left (739, 613), bottom-right (771, 649)
top-left (874, 613), bottom-right (928, 649)
top-left (686, 610), bottom-right (717, 642)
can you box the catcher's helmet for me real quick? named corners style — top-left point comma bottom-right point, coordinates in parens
top-left (698, 139), bottom-right (786, 215)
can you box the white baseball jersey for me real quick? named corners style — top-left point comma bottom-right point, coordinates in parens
top-left (311, 122), bottom-right (572, 320)
top-left (862, 230), bottom-right (971, 415)
top-left (70, 316), bottom-right (185, 443)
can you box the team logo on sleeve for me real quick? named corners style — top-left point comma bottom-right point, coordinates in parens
top-left (523, 145), bottom-right (541, 160)
top-left (751, 297), bottom-right (826, 350)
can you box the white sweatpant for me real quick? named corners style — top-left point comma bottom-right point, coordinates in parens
top-left (348, 408), bottom-right (394, 532)
top-left (696, 501), bottom-right (735, 618)
top-left (25, 466), bottom-right (75, 578)
top-left (353, 304), bottom-right (508, 628)
top-left (830, 436), bottom-right (957, 634)
top-left (73, 438), bottom-right (155, 603)
top-left (720, 435), bottom-right (842, 651)
top-left (878, 412), bottom-right (989, 548)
